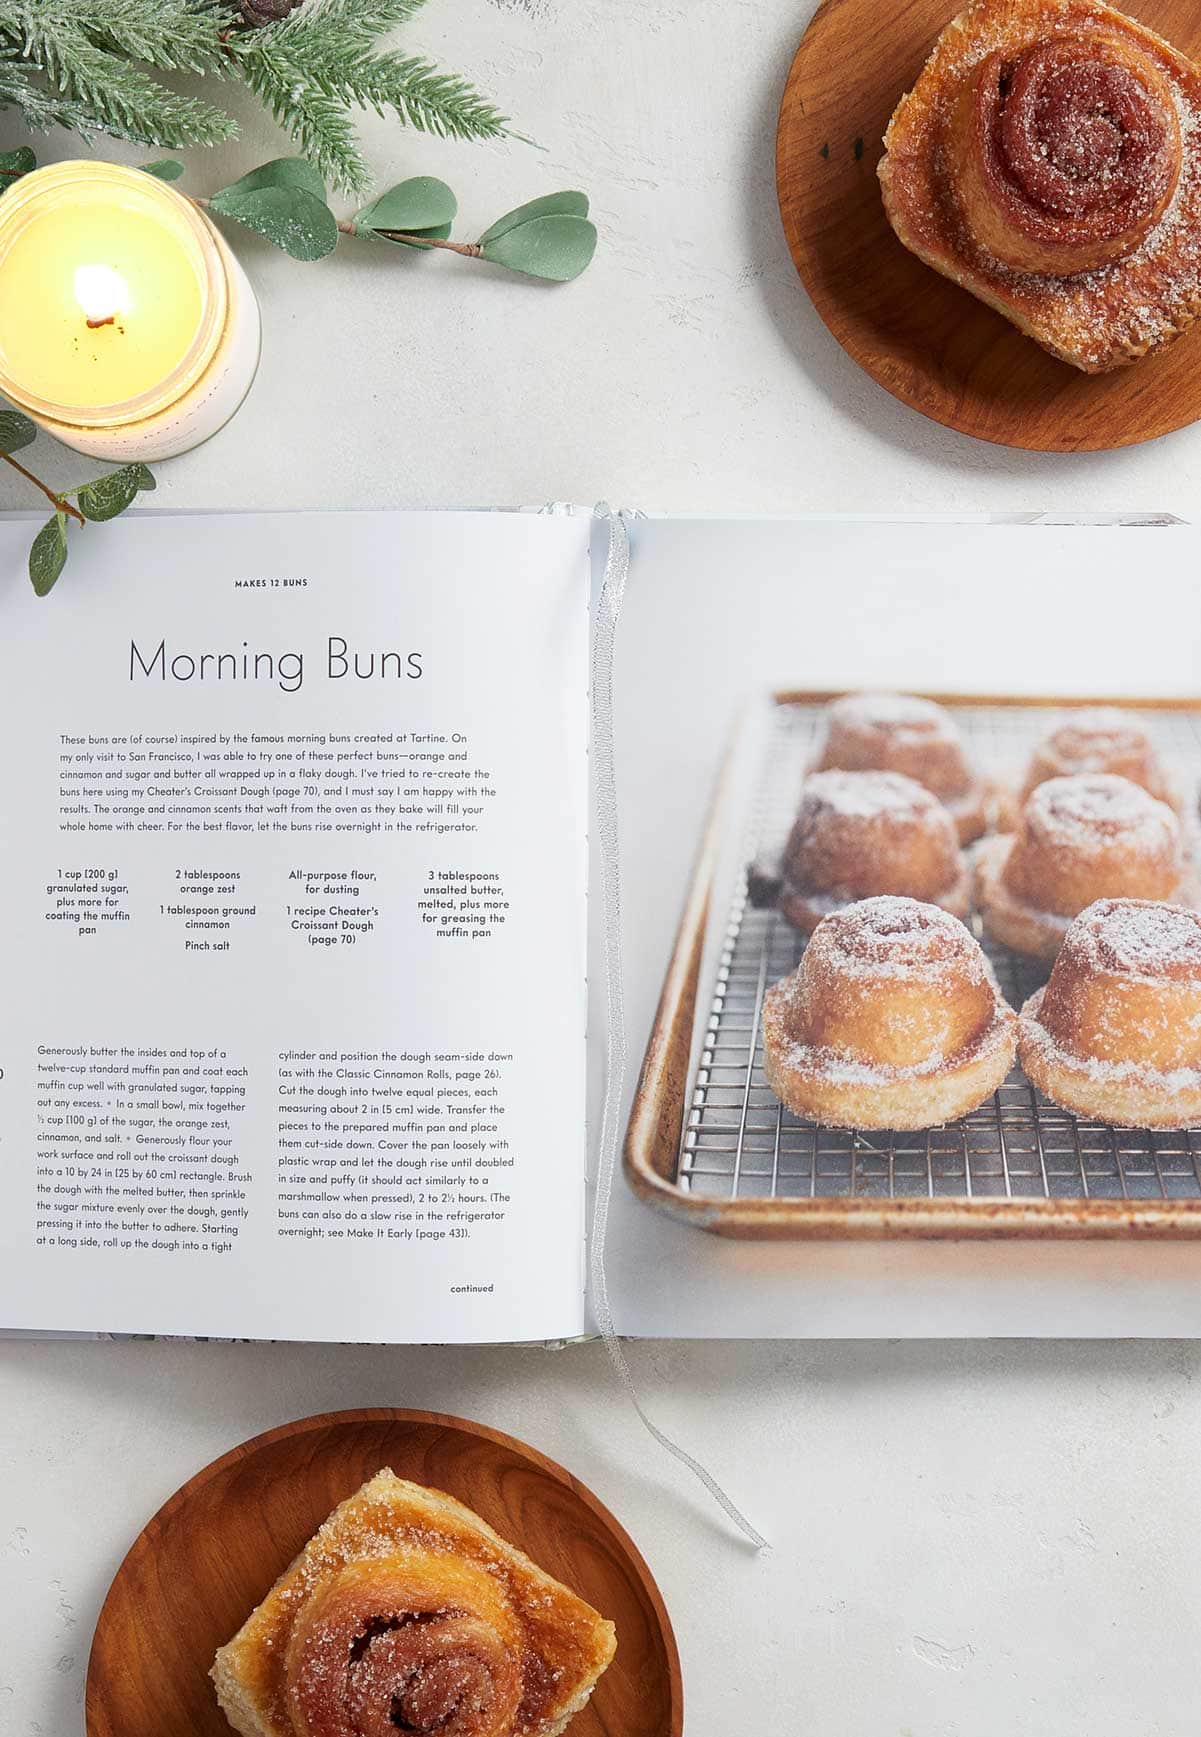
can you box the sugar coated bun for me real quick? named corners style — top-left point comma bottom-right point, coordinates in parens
top-left (814, 691), bottom-right (990, 842)
top-left (778, 769), bottom-right (969, 934)
top-left (1020, 708), bottom-right (1175, 808)
top-left (976, 774), bottom-right (1190, 960)
top-left (1019, 898), bottom-right (1201, 1127)
top-left (762, 895), bottom-right (1017, 1129)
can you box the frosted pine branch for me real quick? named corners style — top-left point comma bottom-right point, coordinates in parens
top-left (0, 0), bottom-right (511, 193)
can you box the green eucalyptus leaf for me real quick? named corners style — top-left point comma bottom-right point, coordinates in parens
top-left (478, 190), bottom-right (588, 246)
top-left (29, 513), bottom-right (68, 597)
top-left (0, 404), bottom-right (36, 454)
top-left (479, 213), bottom-right (597, 282)
top-left (219, 158), bottom-right (328, 200)
top-left (208, 184), bottom-right (338, 261)
top-left (76, 462), bottom-right (156, 523)
top-left (141, 159), bottom-right (184, 181)
top-left (354, 177), bottom-right (457, 241)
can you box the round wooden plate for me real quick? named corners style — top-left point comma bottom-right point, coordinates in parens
top-left (777, 0), bottom-right (1201, 450)
top-left (85, 1407), bottom-right (682, 1737)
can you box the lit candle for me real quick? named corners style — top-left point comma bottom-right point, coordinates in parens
top-left (0, 160), bottom-right (260, 461)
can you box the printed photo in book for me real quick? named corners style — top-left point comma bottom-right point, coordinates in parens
top-left (602, 517), bottom-right (1201, 1343)
top-left (2, 511), bottom-right (1200, 1345)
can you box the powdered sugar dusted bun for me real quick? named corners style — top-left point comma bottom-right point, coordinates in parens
top-left (1019, 898), bottom-right (1201, 1126)
top-left (777, 770), bottom-right (969, 934)
top-left (814, 692), bottom-right (991, 843)
top-left (762, 895), bottom-right (1017, 1129)
top-left (1020, 708), bottom-right (1176, 808)
top-left (976, 774), bottom-right (1191, 960)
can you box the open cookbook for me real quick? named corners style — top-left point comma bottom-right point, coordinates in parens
top-left (4, 509), bottom-right (1201, 1344)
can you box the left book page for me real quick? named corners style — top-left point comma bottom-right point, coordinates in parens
top-left (0, 509), bottom-right (590, 1344)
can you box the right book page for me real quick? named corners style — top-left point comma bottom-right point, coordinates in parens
top-left (595, 518), bottom-right (1201, 1339)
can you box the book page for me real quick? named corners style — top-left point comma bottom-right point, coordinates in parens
top-left (0, 509), bottom-right (590, 1344)
top-left (598, 518), bottom-right (1201, 1338)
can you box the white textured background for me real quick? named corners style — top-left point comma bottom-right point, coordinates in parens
top-left (4, 0), bottom-right (1201, 517)
top-left (3, 1338), bottom-right (1201, 1736)
top-left (3, 3), bottom-right (1201, 1733)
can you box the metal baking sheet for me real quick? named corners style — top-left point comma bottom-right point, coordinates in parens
top-left (681, 702), bottom-right (1201, 1206)
top-left (623, 694), bottom-right (1201, 1237)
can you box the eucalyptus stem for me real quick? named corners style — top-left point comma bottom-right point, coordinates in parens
top-left (190, 194), bottom-right (484, 257)
top-left (373, 229), bottom-right (482, 257)
top-left (0, 450), bottom-right (86, 524)
top-left (336, 209), bottom-right (482, 254)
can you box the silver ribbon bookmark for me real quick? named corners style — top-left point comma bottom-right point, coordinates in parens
top-left (587, 504), bottom-right (769, 1553)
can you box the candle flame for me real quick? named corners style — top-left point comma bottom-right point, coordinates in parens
top-left (73, 263), bottom-right (131, 326)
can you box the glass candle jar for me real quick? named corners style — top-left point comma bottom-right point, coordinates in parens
top-left (0, 160), bottom-right (261, 461)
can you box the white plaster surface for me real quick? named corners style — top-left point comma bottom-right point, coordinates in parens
top-left (2, 1337), bottom-right (1200, 1735)
top-left (4, 5), bottom-right (1201, 1732)
top-left (3, 0), bottom-right (1201, 520)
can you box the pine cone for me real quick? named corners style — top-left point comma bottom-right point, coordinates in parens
top-left (237, 0), bottom-right (304, 25)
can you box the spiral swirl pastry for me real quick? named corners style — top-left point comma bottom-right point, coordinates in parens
top-left (977, 775), bottom-right (1188, 960)
top-left (774, 770), bottom-right (969, 933)
top-left (946, 30), bottom-right (1183, 275)
top-left (1010, 774), bottom-right (1181, 908)
top-left (816, 692), bottom-right (969, 801)
top-left (284, 1553), bottom-right (524, 1737)
top-left (1020, 899), bottom-right (1201, 1125)
top-left (798, 896), bottom-right (995, 1066)
top-left (813, 692), bottom-right (990, 843)
top-left (1083, 895), bottom-right (1201, 980)
top-left (762, 896), bottom-right (1017, 1130)
top-left (1020, 707), bottom-right (1176, 806)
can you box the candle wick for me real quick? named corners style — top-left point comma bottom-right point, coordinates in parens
top-left (85, 314), bottom-right (116, 329)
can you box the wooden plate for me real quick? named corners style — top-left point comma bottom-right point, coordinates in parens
top-left (86, 1407), bottom-right (682, 1737)
top-left (776, 0), bottom-right (1201, 450)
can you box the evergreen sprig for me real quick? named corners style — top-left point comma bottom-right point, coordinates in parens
top-left (0, 0), bottom-right (509, 192)
top-left (15, 4), bottom-right (238, 148)
top-left (230, 0), bottom-right (508, 195)
top-left (0, 3), bottom-right (237, 148)
top-left (0, 55), bottom-right (95, 136)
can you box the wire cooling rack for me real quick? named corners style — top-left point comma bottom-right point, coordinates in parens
top-left (679, 703), bottom-right (1201, 1204)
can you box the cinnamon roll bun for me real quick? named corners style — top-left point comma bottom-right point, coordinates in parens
top-left (212, 1470), bottom-right (616, 1737)
top-left (880, 0), bottom-right (1201, 372)
top-left (945, 30), bottom-right (1181, 277)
